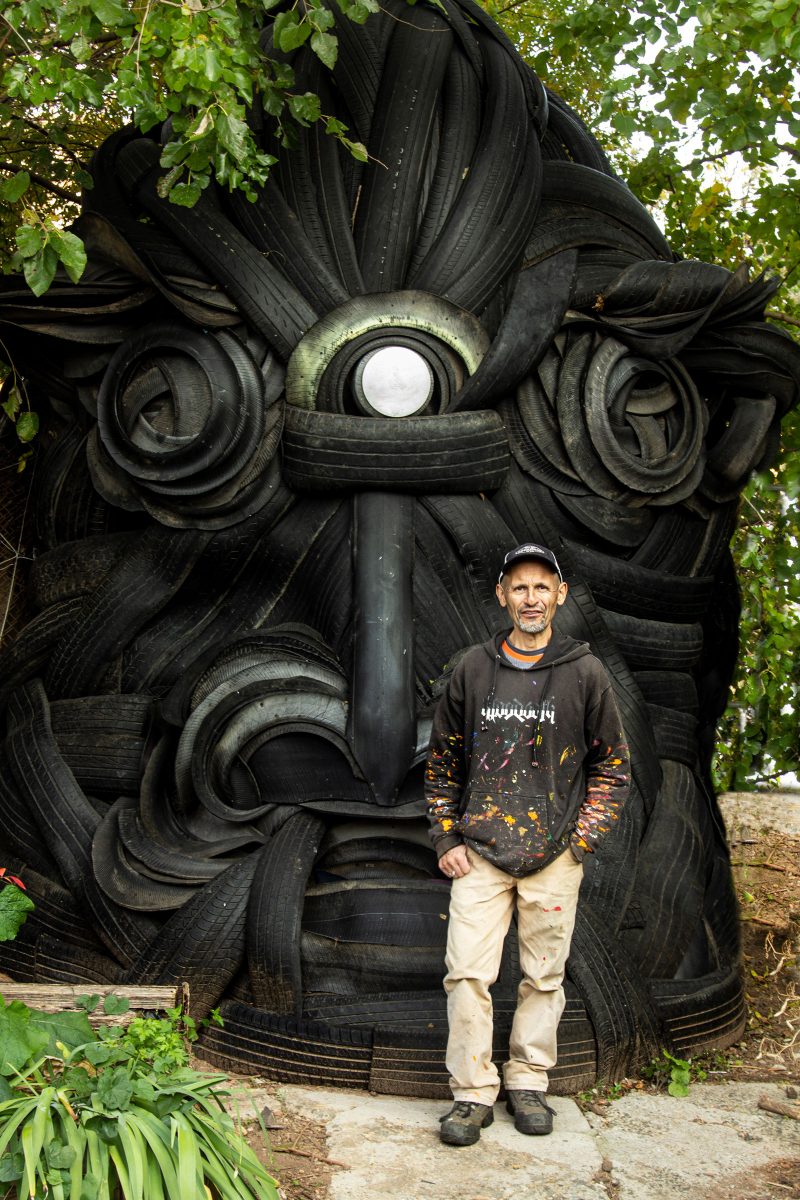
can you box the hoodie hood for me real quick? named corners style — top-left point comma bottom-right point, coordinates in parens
top-left (480, 629), bottom-right (593, 668)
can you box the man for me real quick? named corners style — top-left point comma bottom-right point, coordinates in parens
top-left (425, 542), bottom-right (630, 1146)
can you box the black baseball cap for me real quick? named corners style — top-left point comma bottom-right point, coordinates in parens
top-left (498, 543), bottom-right (563, 582)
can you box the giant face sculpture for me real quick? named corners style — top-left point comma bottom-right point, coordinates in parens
top-left (1, 0), bottom-right (798, 1096)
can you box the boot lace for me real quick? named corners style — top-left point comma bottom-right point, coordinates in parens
top-left (515, 1090), bottom-right (556, 1115)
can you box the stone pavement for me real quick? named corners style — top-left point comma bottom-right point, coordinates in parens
top-left (243, 1081), bottom-right (800, 1200)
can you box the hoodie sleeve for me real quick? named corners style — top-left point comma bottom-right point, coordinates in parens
top-left (424, 662), bottom-right (468, 859)
top-left (570, 675), bottom-right (630, 862)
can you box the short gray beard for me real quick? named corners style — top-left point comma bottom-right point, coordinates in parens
top-left (518, 617), bottom-right (547, 633)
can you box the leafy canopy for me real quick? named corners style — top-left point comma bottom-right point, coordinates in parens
top-left (482, 0), bottom-right (800, 322)
top-left (0, 0), bottom-right (377, 293)
top-left (480, 0), bottom-right (800, 788)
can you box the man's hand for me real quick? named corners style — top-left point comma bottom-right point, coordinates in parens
top-left (439, 844), bottom-right (471, 879)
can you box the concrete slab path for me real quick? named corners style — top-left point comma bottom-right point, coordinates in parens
top-left (247, 1080), bottom-right (799, 1200)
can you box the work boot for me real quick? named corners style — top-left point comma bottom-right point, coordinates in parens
top-left (505, 1089), bottom-right (555, 1135)
top-left (439, 1101), bottom-right (494, 1146)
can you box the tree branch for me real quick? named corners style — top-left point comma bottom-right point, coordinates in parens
top-left (20, 118), bottom-right (88, 169)
top-left (765, 308), bottom-right (800, 330)
top-left (498, 0), bottom-right (536, 13)
top-left (0, 163), bottom-right (81, 204)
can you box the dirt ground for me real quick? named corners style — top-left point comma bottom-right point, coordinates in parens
top-left (240, 1101), bottom-right (336, 1200)
top-left (727, 829), bottom-right (800, 1086)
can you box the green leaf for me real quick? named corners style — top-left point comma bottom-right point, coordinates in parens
top-left (116, 1114), bottom-right (145, 1200)
top-left (0, 171), bottom-right (31, 202)
top-left (1, 384), bottom-right (21, 420)
top-left (63, 1066), bottom-right (94, 1101)
top-left (0, 881), bottom-right (35, 940)
top-left (273, 9), bottom-right (299, 47)
top-left (342, 138), bottom-right (368, 162)
top-left (81, 1171), bottom-right (101, 1200)
top-left (310, 29), bottom-right (338, 69)
top-left (168, 180), bottom-right (203, 207)
top-left (14, 411), bottom-right (39, 443)
top-left (288, 92), bottom-right (322, 125)
top-left (51, 229), bottom-right (87, 284)
top-left (84, 1041), bottom-right (118, 1067)
top-left (203, 44), bottom-right (222, 83)
top-left (29, 1008), bottom-right (96, 1057)
top-left (97, 1066), bottom-right (134, 1112)
top-left (15, 224), bottom-right (43, 259)
top-left (76, 995), bottom-right (101, 1014)
top-left (22, 245), bottom-right (58, 296)
top-left (279, 19), bottom-right (313, 52)
top-left (344, 1), bottom-right (377, 24)
top-left (0, 997), bottom-right (49, 1076)
top-left (89, 0), bottom-right (134, 24)
top-left (103, 995), bottom-right (130, 1017)
top-left (70, 34), bottom-right (92, 63)
top-left (215, 111), bottom-right (249, 162)
top-left (84, 1115), bottom-right (120, 1145)
top-left (46, 1141), bottom-right (77, 1170)
top-left (0, 1149), bottom-right (24, 1182)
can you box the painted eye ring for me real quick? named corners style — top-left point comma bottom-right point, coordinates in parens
top-left (285, 291), bottom-right (490, 415)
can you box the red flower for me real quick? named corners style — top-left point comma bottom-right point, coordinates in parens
top-left (0, 867), bottom-right (26, 890)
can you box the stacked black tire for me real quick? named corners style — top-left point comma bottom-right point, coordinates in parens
top-left (0, 0), bottom-right (798, 1096)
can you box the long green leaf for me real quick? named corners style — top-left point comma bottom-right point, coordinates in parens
top-left (197, 1138), bottom-right (255, 1200)
top-left (109, 1143), bottom-right (131, 1200)
top-left (0, 1095), bottom-right (40, 1159)
top-left (86, 1128), bottom-right (111, 1200)
top-left (55, 1105), bottom-right (86, 1200)
top-left (21, 1086), bottom-right (56, 1197)
top-left (144, 1151), bottom-right (166, 1200)
top-left (49, 1170), bottom-right (66, 1200)
top-left (173, 1111), bottom-right (202, 1199)
top-left (116, 1113), bottom-right (145, 1200)
top-left (127, 1107), bottom-right (179, 1198)
top-left (198, 1129), bottom-right (278, 1200)
top-left (189, 1111), bottom-right (278, 1200)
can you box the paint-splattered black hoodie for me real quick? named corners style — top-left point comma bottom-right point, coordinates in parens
top-left (425, 631), bottom-right (630, 876)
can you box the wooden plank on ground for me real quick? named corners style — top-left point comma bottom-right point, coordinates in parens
top-left (0, 983), bottom-right (188, 1025)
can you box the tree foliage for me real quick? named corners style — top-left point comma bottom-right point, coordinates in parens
top-left (0, 0), bottom-right (798, 786)
top-left (480, 0), bottom-right (800, 788)
top-left (482, 0), bottom-right (800, 318)
top-left (0, 0), bottom-right (375, 291)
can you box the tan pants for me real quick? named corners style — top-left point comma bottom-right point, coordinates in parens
top-left (444, 847), bottom-right (583, 1102)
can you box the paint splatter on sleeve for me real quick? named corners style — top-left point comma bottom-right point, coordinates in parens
top-left (572, 684), bottom-right (630, 856)
top-left (425, 667), bottom-right (468, 858)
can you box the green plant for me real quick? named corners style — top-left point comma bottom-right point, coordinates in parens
top-left (577, 1077), bottom-right (641, 1106)
top-left (642, 1050), bottom-right (708, 1098)
top-left (0, 998), bottom-right (278, 1200)
top-left (0, 868), bottom-right (34, 942)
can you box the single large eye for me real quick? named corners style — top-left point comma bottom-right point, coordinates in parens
top-left (353, 346), bottom-right (434, 417)
top-left (286, 291), bottom-right (489, 415)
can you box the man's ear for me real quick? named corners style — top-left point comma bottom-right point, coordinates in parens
top-left (495, 581), bottom-right (508, 608)
top-left (557, 581), bottom-right (568, 606)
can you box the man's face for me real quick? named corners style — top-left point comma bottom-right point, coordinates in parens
top-left (495, 560), bottom-right (567, 638)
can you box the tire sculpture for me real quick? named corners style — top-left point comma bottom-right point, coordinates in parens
top-left (1, 0), bottom-right (798, 1098)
